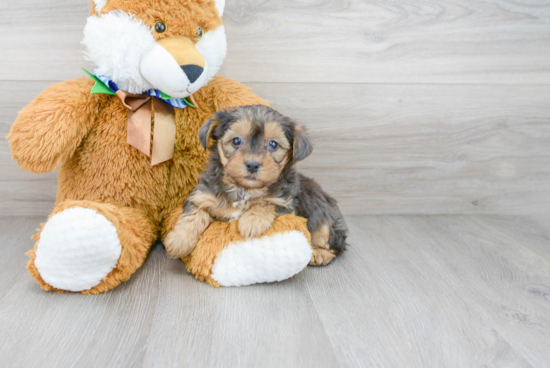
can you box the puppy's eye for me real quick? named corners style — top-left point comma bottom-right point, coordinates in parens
top-left (232, 137), bottom-right (242, 147)
top-left (196, 27), bottom-right (204, 39)
top-left (155, 21), bottom-right (167, 33)
top-left (268, 141), bottom-right (279, 151)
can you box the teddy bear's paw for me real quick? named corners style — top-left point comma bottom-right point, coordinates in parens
top-left (34, 207), bottom-right (122, 292)
top-left (210, 230), bottom-right (312, 287)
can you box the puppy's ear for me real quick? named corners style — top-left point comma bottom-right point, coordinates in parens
top-left (200, 109), bottom-right (237, 150)
top-left (293, 125), bottom-right (313, 162)
top-left (199, 117), bottom-right (219, 150)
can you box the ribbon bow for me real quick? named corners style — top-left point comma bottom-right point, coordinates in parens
top-left (83, 68), bottom-right (196, 166)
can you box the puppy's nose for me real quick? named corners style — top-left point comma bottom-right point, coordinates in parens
top-left (245, 161), bottom-right (261, 174)
top-left (181, 65), bottom-right (204, 83)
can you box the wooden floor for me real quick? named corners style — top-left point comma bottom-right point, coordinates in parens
top-left (1, 215), bottom-right (549, 367)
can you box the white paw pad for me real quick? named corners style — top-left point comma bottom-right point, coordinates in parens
top-left (34, 207), bottom-right (122, 292)
top-left (211, 231), bottom-right (312, 287)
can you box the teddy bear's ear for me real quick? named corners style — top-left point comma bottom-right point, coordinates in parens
top-left (89, 0), bottom-right (109, 15)
top-left (215, 0), bottom-right (225, 17)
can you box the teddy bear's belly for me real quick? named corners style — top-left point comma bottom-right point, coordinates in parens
top-left (55, 109), bottom-right (208, 223)
top-left (57, 152), bottom-right (176, 219)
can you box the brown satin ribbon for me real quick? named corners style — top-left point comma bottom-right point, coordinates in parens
top-left (116, 90), bottom-right (176, 166)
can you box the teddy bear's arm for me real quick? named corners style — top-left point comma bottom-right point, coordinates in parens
top-left (8, 77), bottom-right (101, 173)
top-left (206, 76), bottom-right (269, 110)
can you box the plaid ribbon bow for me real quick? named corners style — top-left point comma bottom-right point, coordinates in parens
top-left (83, 68), bottom-right (196, 166)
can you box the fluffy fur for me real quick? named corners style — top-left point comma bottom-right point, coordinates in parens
top-left (26, 200), bottom-right (156, 294)
top-left (10, 0), bottom-right (312, 293)
top-left (214, 0), bottom-right (225, 16)
top-left (165, 105), bottom-right (348, 266)
top-left (92, 0), bottom-right (108, 13)
top-left (183, 213), bottom-right (311, 287)
top-left (211, 230), bottom-right (312, 287)
top-left (10, 76), bottom-right (270, 293)
top-left (83, 11), bottom-right (156, 93)
top-left (34, 207), bottom-right (122, 292)
top-left (196, 25), bottom-right (227, 84)
top-left (84, 0), bottom-right (227, 96)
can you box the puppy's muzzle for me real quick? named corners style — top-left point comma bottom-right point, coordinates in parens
top-left (246, 161), bottom-right (261, 174)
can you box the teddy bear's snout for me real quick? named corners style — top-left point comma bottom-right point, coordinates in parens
top-left (139, 36), bottom-right (208, 98)
top-left (181, 65), bottom-right (204, 84)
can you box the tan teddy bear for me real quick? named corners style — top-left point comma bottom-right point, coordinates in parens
top-left (8, 0), bottom-right (312, 294)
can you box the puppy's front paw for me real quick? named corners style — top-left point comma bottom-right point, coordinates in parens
top-left (164, 213), bottom-right (210, 258)
top-left (164, 227), bottom-right (199, 259)
top-left (238, 212), bottom-right (274, 240)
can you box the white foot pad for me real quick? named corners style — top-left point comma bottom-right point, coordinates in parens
top-left (211, 231), bottom-right (312, 287)
top-left (34, 208), bottom-right (122, 292)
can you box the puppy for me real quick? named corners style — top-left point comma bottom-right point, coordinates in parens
top-left (164, 105), bottom-right (348, 266)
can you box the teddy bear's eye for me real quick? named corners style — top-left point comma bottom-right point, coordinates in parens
top-left (196, 27), bottom-right (204, 39)
top-left (155, 21), bottom-right (167, 33)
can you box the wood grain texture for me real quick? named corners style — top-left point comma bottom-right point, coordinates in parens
top-left (259, 83), bottom-right (550, 215)
top-left (0, 0), bottom-right (549, 84)
top-left (2, 81), bottom-right (549, 215)
top-left (1, 215), bottom-right (550, 367)
top-left (531, 214), bottom-right (550, 235)
top-left (319, 215), bottom-right (550, 366)
top-left (140, 263), bottom-right (340, 368)
top-left (1, 0), bottom-right (549, 215)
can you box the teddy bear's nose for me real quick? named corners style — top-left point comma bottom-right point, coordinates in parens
top-left (181, 65), bottom-right (204, 84)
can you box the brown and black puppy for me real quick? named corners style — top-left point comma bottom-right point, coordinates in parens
top-left (164, 105), bottom-right (348, 266)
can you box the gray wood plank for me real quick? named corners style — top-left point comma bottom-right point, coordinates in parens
top-left (1, 216), bottom-right (550, 367)
top-left (0, 217), bottom-right (39, 297)
top-left (530, 214), bottom-right (550, 235)
top-left (0, 0), bottom-right (549, 84)
top-left (2, 215), bottom-right (550, 367)
top-left (2, 81), bottom-right (549, 216)
top-left (302, 216), bottom-right (534, 367)
top-left (304, 215), bottom-right (550, 367)
top-left (260, 83), bottom-right (550, 215)
top-left (405, 216), bottom-right (550, 367)
top-left (141, 262), bottom-right (340, 368)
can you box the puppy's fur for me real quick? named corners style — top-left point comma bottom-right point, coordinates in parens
top-left (164, 105), bottom-right (348, 266)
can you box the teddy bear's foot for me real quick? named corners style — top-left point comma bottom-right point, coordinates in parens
top-left (28, 200), bottom-right (156, 294)
top-left (211, 231), bottom-right (312, 287)
top-left (33, 207), bottom-right (121, 292)
top-left (181, 214), bottom-right (313, 287)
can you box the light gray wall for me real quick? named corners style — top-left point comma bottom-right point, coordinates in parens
top-left (1, 0), bottom-right (549, 216)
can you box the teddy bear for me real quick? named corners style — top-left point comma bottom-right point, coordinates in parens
top-left (7, 0), bottom-right (312, 294)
